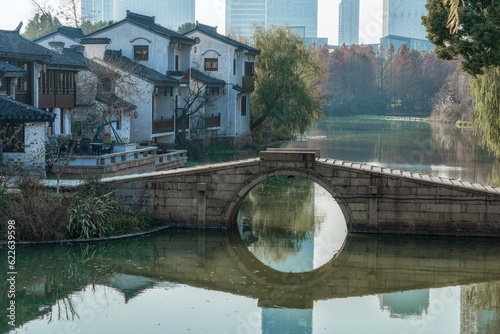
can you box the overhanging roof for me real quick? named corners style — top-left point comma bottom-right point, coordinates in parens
top-left (103, 50), bottom-right (180, 86)
top-left (0, 95), bottom-right (55, 123)
top-left (191, 68), bottom-right (225, 87)
top-left (0, 29), bottom-right (53, 60)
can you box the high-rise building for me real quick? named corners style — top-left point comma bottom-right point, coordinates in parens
top-left (225, 0), bottom-right (266, 38)
top-left (82, 0), bottom-right (195, 31)
top-left (382, 0), bottom-right (427, 40)
top-left (338, 0), bottom-right (359, 46)
top-left (225, 0), bottom-right (320, 43)
top-left (380, 0), bottom-right (433, 52)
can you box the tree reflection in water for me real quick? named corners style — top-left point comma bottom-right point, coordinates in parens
top-left (237, 175), bottom-right (346, 272)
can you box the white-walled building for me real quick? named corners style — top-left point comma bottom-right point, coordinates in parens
top-left (80, 11), bottom-right (196, 144)
top-left (184, 22), bottom-right (260, 146)
top-left (34, 25), bottom-right (85, 49)
top-left (0, 27), bottom-right (57, 176)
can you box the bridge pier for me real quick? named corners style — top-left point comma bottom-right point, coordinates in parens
top-left (103, 148), bottom-right (500, 237)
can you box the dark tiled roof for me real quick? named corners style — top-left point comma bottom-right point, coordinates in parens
top-left (232, 85), bottom-right (246, 93)
top-left (43, 48), bottom-right (88, 70)
top-left (86, 11), bottom-right (195, 45)
top-left (0, 29), bottom-right (52, 60)
top-left (186, 23), bottom-right (260, 54)
top-left (33, 25), bottom-right (85, 43)
top-left (80, 37), bottom-right (111, 44)
top-left (104, 50), bottom-right (179, 86)
top-left (191, 69), bottom-right (225, 87)
top-left (0, 95), bottom-right (55, 122)
top-left (57, 26), bottom-right (85, 39)
top-left (0, 60), bottom-right (25, 76)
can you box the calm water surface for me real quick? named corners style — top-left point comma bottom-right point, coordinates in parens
top-left (2, 117), bottom-right (500, 333)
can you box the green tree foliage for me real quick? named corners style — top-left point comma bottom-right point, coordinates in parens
top-left (251, 25), bottom-right (327, 139)
top-left (423, 0), bottom-right (500, 76)
top-left (81, 20), bottom-right (113, 34)
top-left (22, 12), bottom-right (60, 40)
top-left (177, 22), bottom-right (196, 34)
top-left (423, 0), bottom-right (500, 157)
top-left (470, 67), bottom-right (500, 156)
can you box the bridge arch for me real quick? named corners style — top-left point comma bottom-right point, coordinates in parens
top-left (221, 167), bottom-right (354, 230)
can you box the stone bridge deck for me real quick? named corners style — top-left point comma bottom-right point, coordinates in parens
top-left (320, 158), bottom-right (500, 194)
top-left (104, 149), bottom-right (500, 237)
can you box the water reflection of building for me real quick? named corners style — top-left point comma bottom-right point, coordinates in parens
top-left (379, 289), bottom-right (429, 318)
top-left (262, 308), bottom-right (312, 334)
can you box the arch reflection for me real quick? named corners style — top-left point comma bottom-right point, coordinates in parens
top-left (236, 176), bottom-right (347, 273)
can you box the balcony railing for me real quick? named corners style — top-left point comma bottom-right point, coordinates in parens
top-left (205, 113), bottom-right (221, 128)
top-left (152, 117), bottom-right (174, 134)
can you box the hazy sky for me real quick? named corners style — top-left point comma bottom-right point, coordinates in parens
top-left (0, 0), bottom-right (383, 44)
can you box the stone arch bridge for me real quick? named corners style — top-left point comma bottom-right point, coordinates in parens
top-left (104, 149), bottom-right (500, 237)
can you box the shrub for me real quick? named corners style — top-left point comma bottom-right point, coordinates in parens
top-left (67, 192), bottom-right (118, 239)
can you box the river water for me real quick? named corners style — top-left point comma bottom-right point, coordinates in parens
top-left (2, 117), bottom-right (500, 333)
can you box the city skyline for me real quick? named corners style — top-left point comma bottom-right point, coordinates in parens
top-left (226, 0), bottom-right (319, 41)
top-left (0, 0), bottom-right (383, 44)
top-left (338, 0), bottom-right (360, 45)
top-left (81, 0), bottom-right (195, 31)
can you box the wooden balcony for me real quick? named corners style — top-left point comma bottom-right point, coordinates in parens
top-left (242, 76), bottom-right (255, 92)
top-left (205, 113), bottom-right (221, 128)
top-left (39, 91), bottom-right (76, 109)
top-left (152, 117), bottom-right (174, 134)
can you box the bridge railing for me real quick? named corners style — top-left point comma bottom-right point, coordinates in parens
top-left (96, 147), bottom-right (158, 166)
top-left (156, 150), bottom-right (187, 164)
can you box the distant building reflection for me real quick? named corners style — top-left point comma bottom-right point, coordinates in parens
top-left (262, 308), bottom-right (313, 334)
top-left (379, 289), bottom-right (429, 318)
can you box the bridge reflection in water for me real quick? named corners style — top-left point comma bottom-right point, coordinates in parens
top-left (2, 229), bottom-right (500, 333)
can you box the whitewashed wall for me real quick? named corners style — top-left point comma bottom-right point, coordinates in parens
top-left (186, 30), bottom-right (251, 138)
top-left (3, 122), bottom-right (47, 177)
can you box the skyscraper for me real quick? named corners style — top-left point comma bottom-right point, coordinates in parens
top-left (338, 0), bottom-right (359, 46)
top-left (380, 0), bottom-right (433, 52)
top-left (82, 0), bottom-right (195, 31)
top-left (225, 0), bottom-right (319, 41)
top-left (225, 0), bottom-right (266, 38)
top-left (382, 0), bottom-right (426, 40)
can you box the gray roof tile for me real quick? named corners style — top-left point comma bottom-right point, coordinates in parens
top-left (33, 25), bottom-right (85, 43)
top-left (0, 95), bottom-right (55, 122)
top-left (86, 11), bottom-right (195, 45)
top-left (104, 50), bottom-right (179, 86)
top-left (0, 29), bottom-right (53, 59)
top-left (191, 68), bottom-right (225, 87)
top-left (0, 60), bottom-right (25, 76)
top-left (186, 23), bottom-right (260, 54)
top-left (43, 48), bottom-right (88, 70)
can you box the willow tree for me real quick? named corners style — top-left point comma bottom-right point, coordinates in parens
top-left (470, 67), bottom-right (500, 156)
top-left (250, 25), bottom-right (326, 139)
